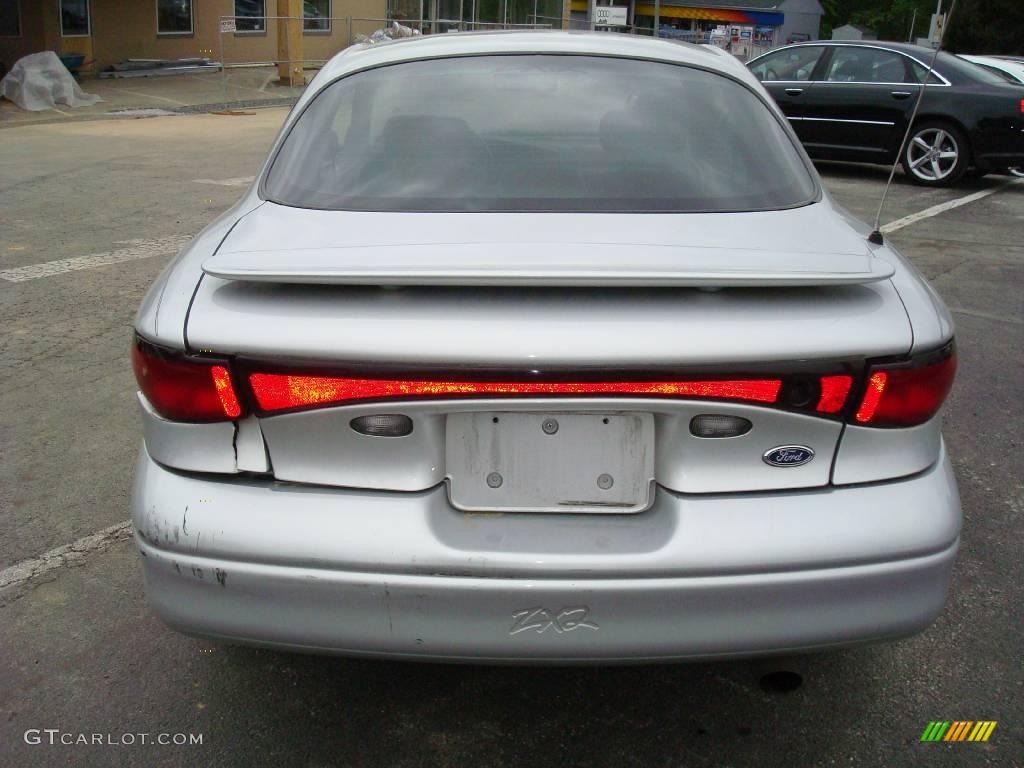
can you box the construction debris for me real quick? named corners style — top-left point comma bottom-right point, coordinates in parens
top-left (355, 21), bottom-right (421, 45)
top-left (99, 58), bottom-right (222, 79)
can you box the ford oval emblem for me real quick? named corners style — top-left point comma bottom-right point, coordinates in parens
top-left (763, 445), bottom-right (815, 467)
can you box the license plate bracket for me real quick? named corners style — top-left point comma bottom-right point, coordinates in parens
top-left (445, 412), bottom-right (654, 513)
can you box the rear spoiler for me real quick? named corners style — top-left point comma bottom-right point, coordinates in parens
top-left (203, 243), bottom-right (895, 287)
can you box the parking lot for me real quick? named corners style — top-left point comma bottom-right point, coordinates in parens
top-left (1, 107), bottom-right (1021, 767)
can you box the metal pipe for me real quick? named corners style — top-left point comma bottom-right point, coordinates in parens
top-left (218, 18), bottom-right (227, 105)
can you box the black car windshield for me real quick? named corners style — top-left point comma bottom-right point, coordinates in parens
top-left (264, 55), bottom-right (817, 213)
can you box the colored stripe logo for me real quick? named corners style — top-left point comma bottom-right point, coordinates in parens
top-left (920, 721), bottom-right (997, 742)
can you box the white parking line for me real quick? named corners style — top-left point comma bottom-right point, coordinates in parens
top-left (258, 73), bottom-right (277, 92)
top-left (114, 87), bottom-right (189, 107)
top-left (0, 521), bottom-right (132, 595)
top-left (949, 306), bottom-right (1024, 326)
top-left (192, 176), bottom-right (255, 187)
top-left (880, 177), bottom-right (1022, 234)
top-left (0, 236), bottom-right (190, 283)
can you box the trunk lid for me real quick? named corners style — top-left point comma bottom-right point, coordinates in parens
top-left (185, 203), bottom-right (911, 498)
top-left (188, 202), bottom-right (908, 366)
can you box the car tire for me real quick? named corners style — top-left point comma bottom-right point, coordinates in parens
top-left (901, 121), bottom-right (970, 187)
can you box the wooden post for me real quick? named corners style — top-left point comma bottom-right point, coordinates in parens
top-left (562, 0), bottom-right (571, 30)
top-left (277, 0), bottom-right (304, 86)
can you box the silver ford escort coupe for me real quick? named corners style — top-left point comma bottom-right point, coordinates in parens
top-left (131, 32), bottom-right (960, 662)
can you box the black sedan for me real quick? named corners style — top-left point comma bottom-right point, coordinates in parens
top-left (748, 41), bottom-right (1024, 186)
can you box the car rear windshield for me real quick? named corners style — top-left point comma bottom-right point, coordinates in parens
top-left (264, 55), bottom-right (817, 213)
top-left (934, 51), bottom-right (1018, 85)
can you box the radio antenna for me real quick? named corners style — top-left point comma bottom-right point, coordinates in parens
top-left (869, 0), bottom-right (957, 245)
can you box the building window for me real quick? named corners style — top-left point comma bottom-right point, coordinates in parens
top-left (235, 0), bottom-right (266, 33)
top-left (156, 0), bottom-right (193, 35)
top-left (305, 0), bottom-right (331, 33)
top-left (0, 0), bottom-right (21, 37)
top-left (60, 0), bottom-right (90, 37)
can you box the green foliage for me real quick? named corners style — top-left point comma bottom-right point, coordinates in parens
top-left (944, 0), bottom-right (1024, 54)
top-left (824, 0), bottom-right (1023, 53)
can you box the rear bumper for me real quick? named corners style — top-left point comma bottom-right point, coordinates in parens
top-left (132, 446), bottom-right (960, 663)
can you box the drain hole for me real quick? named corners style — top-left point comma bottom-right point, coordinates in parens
top-left (758, 670), bottom-right (803, 694)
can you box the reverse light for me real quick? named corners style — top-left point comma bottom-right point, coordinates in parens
top-left (350, 414), bottom-right (414, 437)
top-left (689, 414), bottom-right (753, 438)
top-left (249, 373), bottom-right (784, 413)
top-left (132, 340), bottom-right (242, 422)
top-left (854, 347), bottom-right (956, 427)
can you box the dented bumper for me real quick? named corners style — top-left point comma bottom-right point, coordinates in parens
top-left (132, 446), bottom-right (960, 663)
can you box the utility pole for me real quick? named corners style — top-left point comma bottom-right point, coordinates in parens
top-left (653, 0), bottom-right (660, 36)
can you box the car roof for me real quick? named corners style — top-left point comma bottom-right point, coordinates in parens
top-left (316, 30), bottom-right (750, 83)
top-left (777, 39), bottom-right (940, 58)
top-left (754, 40), bottom-right (1018, 86)
top-left (958, 54), bottom-right (1024, 82)
top-left (961, 53), bottom-right (1024, 69)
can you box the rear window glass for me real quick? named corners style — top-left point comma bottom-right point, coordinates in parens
top-left (264, 55), bottom-right (817, 213)
top-left (923, 51), bottom-right (1011, 85)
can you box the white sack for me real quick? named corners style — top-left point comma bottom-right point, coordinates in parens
top-left (0, 51), bottom-right (102, 112)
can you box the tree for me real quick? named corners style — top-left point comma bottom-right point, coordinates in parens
top-left (822, 0), bottom-right (1023, 51)
top-left (849, 0), bottom-right (937, 43)
top-left (944, 0), bottom-right (1024, 54)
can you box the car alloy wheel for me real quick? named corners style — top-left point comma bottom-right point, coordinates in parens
top-left (903, 123), bottom-right (967, 186)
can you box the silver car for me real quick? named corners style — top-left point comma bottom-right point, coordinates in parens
top-left (131, 32), bottom-right (960, 662)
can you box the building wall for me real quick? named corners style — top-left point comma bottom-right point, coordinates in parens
top-left (1, 0), bottom-right (387, 74)
top-left (778, 11), bottom-right (820, 44)
top-left (0, 2), bottom-right (50, 74)
top-left (777, 0), bottom-right (821, 44)
top-left (831, 24), bottom-right (875, 41)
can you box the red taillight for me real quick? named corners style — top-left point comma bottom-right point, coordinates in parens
top-left (132, 341), bottom-right (242, 422)
top-left (1020, 97), bottom-right (1024, 114)
top-left (210, 365), bottom-right (243, 419)
top-left (816, 375), bottom-right (853, 414)
top-left (249, 373), bottom-right (785, 413)
top-left (854, 349), bottom-right (956, 427)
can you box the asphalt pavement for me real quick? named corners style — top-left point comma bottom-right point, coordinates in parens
top-left (1, 108), bottom-right (1021, 767)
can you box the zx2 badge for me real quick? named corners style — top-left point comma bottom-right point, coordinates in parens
top-left (509, 606), bottom-right (599, 635)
